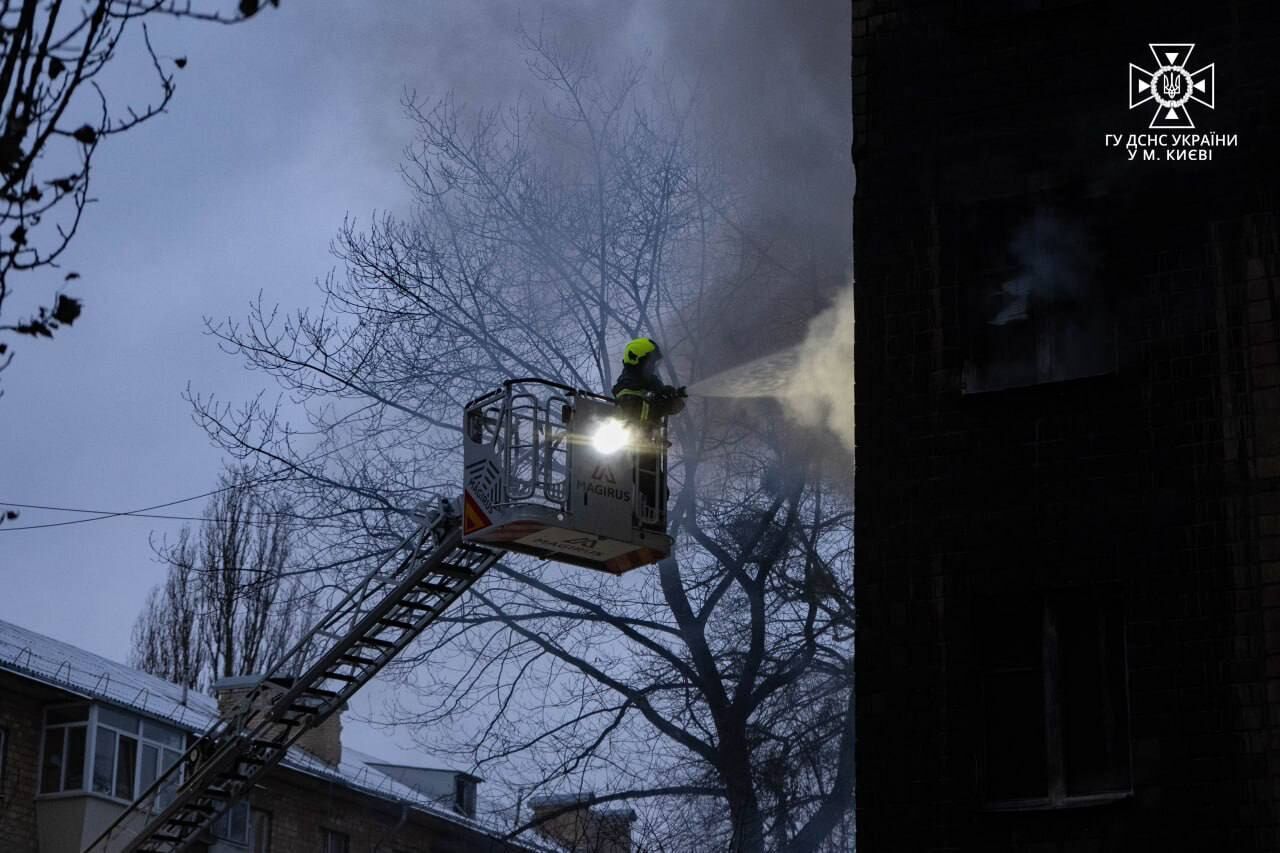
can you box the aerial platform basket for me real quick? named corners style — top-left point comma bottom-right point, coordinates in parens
top-left (462, 378), bottom-right (672, 574)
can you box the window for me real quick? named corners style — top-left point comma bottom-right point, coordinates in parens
top-left (978, 588), bottom-right (1131, 808)
top-left (40, 704), bottom-right (89, 793)
top-left (455, 775), bottom-right (476, 816)
top-left (39, 704), bottom-right (184, 802)
top-left (322, 828), bottom-right (350, 853)
top-left (0, 725), bottom-right (8, 788)
top-left (960, 207), bottom-right (1115, 393)
top-left (212, 800), bottom-right (251, 846)
top-left (251, 809), bottom-right (272, 853)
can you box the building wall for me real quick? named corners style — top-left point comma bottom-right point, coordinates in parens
top-left (0, 675), bottom-right (62, 852)
top-left (0, 669), bottom-right (523, 853)
top-left (854, 1), bottom-right (1280, 851)
top-left (250, 770), bottom-right (518, 853)
top-left (530, 804), bottom-right (633, 853)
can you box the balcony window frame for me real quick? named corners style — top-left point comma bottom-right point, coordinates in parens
top-left (37, 702), bottom-right (186, 804)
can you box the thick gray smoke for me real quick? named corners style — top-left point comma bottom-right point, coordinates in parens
top-left (294, 0), bottom-right (852, 425)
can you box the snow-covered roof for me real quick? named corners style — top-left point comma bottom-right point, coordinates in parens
top-left (0, 617), bottom-right (220, 729)
top-left (0, 618), bottom-right (559, 851)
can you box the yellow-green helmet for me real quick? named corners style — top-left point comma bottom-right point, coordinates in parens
top-left (622, 337), bottom-right (661, 366)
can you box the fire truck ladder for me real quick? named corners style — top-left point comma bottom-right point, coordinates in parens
top-left (84, 499), bottom-right (501, 853)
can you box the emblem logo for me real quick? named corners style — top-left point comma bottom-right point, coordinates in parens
top-left (1129, 43), bottom-right (1214, 129)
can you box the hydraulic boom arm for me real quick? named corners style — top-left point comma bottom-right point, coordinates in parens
top-left (84, 499), bottom-right (501, 853)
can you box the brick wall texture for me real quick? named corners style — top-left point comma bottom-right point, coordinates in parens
top-left (854, 1), bottom-right (1280, 851)
top-left (0, 679), bottom-right (64, 851)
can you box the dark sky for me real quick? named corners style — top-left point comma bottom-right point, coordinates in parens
top-left (0, 1), bottom-right (851, 764)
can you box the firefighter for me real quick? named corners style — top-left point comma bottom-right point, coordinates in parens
top-left (611, 337), bottom-right (687, 424)
top-left (611, 338), bottom-right (683, 529)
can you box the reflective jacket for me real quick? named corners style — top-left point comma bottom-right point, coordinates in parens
top-left (611, 363), bottom-right (685, 421)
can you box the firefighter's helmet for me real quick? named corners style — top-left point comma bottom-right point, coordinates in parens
top-left (622, 338), bottom-right (661, 366)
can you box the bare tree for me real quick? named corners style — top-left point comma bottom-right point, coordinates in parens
top-left (132, 525), bottom-right (203, 688)
top-left (192, 34), bottom-right (852, 853)
top-left (130, 465), bottom-right (312, 691)
top-left (0, 0), bottom-right (278, 384)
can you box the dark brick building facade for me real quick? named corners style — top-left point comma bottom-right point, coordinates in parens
top-left (854, 1), bottom-right (1280, 850)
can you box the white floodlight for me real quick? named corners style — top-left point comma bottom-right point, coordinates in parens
top-left (590, 418), bottom-right (631, 455)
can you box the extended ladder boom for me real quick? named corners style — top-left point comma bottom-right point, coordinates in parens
top-left (85, 500), bottom-right (501, 853)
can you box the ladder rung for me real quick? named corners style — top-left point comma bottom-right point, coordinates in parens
top-left (97, 525), bottom-right (500, 853)
top-left (339, 653), bottom-right (380, 665)
top-left (303, 686), bottom-right (339, 698)
top-left (322, 671), bottom-right (362, 683)
top-left (431, 565), bottom-right (474, 580)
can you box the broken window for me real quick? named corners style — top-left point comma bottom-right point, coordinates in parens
top-left (978, 588), bottom-right (1132, 808)
top-left (961, 208), bottom-right (1116, 392)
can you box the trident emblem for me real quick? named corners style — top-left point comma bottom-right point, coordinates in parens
top-left (1129, 43), bottom-right (1214, 129)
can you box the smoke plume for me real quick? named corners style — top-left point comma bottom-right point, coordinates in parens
top-left (784, 288), bottom-right (855, 449)
top-left (689, 288), bottom-right (854, 450)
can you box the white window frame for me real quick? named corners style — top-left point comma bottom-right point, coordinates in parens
top-left (38, 702), bottom-right (90, 795)
top-left (38, 703), bottom-right (185, 804)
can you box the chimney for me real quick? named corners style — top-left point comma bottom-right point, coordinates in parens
top-left (211, 675), bottom-right (345, 767)
top-left (527, 793), bottom-right (636, 853)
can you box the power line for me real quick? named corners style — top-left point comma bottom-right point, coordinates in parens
top-left (0, 501), bottom-right (290, 526)
top-left (0, 488), bottom-right (239, 531)
top-left (0, 435), bottom-right (379, 533)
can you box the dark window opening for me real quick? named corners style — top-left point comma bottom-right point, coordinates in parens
top-left (961, 207), bottom-right (1116, 393)
top-left (979, 588), bottom-right (1131, 808)
top-left (323, 828), bottom-right (350, 853)
top-left (455, 775), bottom-right (477, 817)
